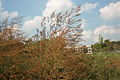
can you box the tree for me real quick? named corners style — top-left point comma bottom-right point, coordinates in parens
top-left (98, 34), bottom-right (104, 48)
top-left (0, 17), bottom-right (24, 41)
top-left (33, 6), bottom-right (83, 47)
top-left (0, 17), bottom-right (25, 54)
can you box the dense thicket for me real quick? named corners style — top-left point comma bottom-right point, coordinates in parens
top-left (0, 6), bottom-right (120, 80)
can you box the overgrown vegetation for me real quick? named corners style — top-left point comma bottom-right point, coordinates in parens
top-left (92, 35), bottom-right (120, 53)
top-left (0, 6), bottom-right (120, 80)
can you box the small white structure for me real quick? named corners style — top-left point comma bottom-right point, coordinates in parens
top-left (66, 45), bottom-right (92, 54)
top-left (86, 45), bottom-right (92, 54)
top-left (74, 45), bottom-right (92, 54)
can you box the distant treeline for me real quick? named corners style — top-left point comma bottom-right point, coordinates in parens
top-left (92, 39), bottom-right (120, 53)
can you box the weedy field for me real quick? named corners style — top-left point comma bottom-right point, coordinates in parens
top-left (0, 46), bottom-right (120, 80)
top-left (0, 5), bottom-right (120, 80)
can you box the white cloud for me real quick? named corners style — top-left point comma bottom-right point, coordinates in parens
top-left (22, 16), bottom-right (43, 35)
top-left (0, 1), bottom-right (2, 10)
top-left (43, 0), bottom-right (74, 17)
top-left (0, 0), bottom-right (18, 20)
top-left (82, 25), bottom-right (120, 44)
top-left (94, 25), bottom-right (120, 42)
top-left (0, 11), bottom-right (18, 19)
top-left (22, 0), bottom-right (75, 36)
top-left (0, 0), bottom-right (3, 11)
top-left (94, 25), bottom-right (120, 35)
top-left (81, 3), bottom-right (98, 12)
top-left (99, 1), bottom-right (120, 20)
top-left (82, 30), bottom-right (93, 40)
top-left (81, 19), bottom-right (86, 29)
top-left (0, 0), bottom-right (3, 13)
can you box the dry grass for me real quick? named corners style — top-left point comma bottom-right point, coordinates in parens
top-left (0, 38), bottom-right (120, 80)
top-left (0, 6), bottom-right (120, 80)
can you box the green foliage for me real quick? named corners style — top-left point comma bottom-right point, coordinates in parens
top-left (92, 39), bottom-right (120, 53)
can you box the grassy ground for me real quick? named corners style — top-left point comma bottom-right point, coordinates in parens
top-left (0, 51), bottom-right (120, 80)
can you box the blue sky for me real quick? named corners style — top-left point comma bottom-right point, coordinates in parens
top-left (0, 0), bottom-right (120, 44)
top-left (2, 0), bottom-right (47, 17)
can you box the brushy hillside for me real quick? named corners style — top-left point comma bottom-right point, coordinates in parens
top-left (0, 38), bottom-right (120, 80)
top-left (0, 6), bottom-right (120, 80)
top-left (0, 28), bottom-right (120, 80)
top-left (0, 32), bottom-right (120, 80)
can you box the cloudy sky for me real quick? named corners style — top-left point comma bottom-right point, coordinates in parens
top-left (0, 0), bottom-right (120, 44)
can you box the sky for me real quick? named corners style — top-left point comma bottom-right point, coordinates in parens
top-left (0, 0), bottom-right (120, 44)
